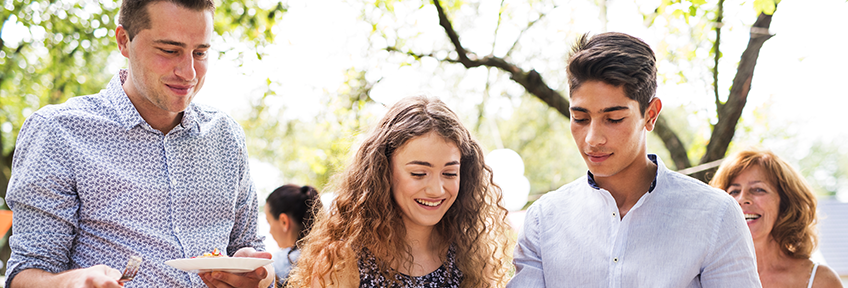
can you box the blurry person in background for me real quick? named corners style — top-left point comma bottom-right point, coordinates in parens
top-left (265, 184), bottom-right (322, 285)
top-left (287, 96), bottom-right (512, 288)
top-left (711, 148), bottom-right (843, 288)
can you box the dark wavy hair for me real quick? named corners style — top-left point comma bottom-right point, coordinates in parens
top-left (265, 184), bottom-right (321, 263)
top-left (567, 32), bottom-right (657, 115)
top-left (710, 148), bottom-right (819, 259)
top-left (288, 96), bottom-right (512, 287)
top-left (119, 0), bottom-right (215, 40)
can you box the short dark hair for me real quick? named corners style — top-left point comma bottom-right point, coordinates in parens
top-left (119, 0), bottom-right (215, 40)
top-left (567, 32), bottom-right (657, 115)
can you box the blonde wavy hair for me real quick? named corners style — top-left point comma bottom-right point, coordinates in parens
top-left (709, 148), bottom-right (818, 259)
top-left (287, 96), bottom-right (513, 287)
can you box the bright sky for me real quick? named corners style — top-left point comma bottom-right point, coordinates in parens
top-left (200, 0), bottom-right (848, 140)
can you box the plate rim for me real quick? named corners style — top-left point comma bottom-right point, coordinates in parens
top-left (164, 257), bottom-right (273, 273)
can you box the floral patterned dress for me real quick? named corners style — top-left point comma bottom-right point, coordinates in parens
top-left (358, 245), bottom-right (463, 287)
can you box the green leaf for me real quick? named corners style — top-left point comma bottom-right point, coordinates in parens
top-left (672, 9), bottom-right (685, 19)
top-left (753, 0), bottom-right (777, 15)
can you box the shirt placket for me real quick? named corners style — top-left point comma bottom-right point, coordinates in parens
top-left (163, 134), bottom-right (179, 222)
top-left (610, 214), bottom-right (629, 288)
top-left (164, 127), bottom-right (201, 286)
top-left (610, 190), bottom-right (652, 288)
top-left (598, 188), bottom-right (626, 288)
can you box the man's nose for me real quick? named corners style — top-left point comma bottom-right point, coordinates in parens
top-left (585, 121), bottom-right (605, 146)
top-left (174, 53), bottom-right (196, 81)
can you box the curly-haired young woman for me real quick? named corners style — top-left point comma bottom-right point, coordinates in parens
top-left (287, 96), bottom-right (512, 288)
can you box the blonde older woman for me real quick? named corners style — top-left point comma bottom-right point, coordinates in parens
top-left (711, 148), bottom-right (842, 288)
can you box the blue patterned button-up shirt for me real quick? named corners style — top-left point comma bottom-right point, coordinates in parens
top-left (4, 70), bottom-right (265, 287)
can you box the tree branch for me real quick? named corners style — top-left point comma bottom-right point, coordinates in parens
top-left (432, 0), bottom-right (569, 117)
top-left (693, 8), bottom-right (777, 182)
top-left (385, 46), bottom-right (463, 64)
top-left (712, 0), bottom-right (724, 108)
top-left (701, 10), bottom-right (775, 165)
top-left (433, 0), bottom-right (472, 64)
top-left (505, 6), bottom-right (558, 57)
top-left (492, 0), bottom-right (506, 55)
top-left (654, 116), bottom-right (691, 170)
top-left (425, 0), bottom-right (694, 169)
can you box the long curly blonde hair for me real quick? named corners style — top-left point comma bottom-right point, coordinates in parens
top-left (287, 96), bottom-right (513, 287)
top-left (710, 148), bottom-right (819, 259)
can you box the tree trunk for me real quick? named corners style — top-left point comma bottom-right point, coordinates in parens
top-left (654, 116), bottom-right (691, 170)
top-left (692, 10), bottom-right (776, 182)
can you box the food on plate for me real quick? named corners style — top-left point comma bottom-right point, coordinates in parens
top-left (192, 248), bottom-right (227, 258)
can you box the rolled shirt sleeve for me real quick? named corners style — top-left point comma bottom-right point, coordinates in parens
top-left (699, 199), bottom-right (761, 287)
top-left (6, 114), bottom-right (80, 280)
top-left (508, 202), bottom-right (546, 288)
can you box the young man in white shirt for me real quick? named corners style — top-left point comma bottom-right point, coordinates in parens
top-left (508, 32), bottom-right (761, 287)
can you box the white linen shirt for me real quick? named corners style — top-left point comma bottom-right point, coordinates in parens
top-left (508, 155), bottom-right (761, 288)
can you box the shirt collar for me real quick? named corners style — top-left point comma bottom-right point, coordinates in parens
top-left (587, 154), bottom-right (659, 193)
top-left (109, 69), bottom-right (197, 132)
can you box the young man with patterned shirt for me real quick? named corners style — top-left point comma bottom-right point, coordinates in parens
top-left (4, 1), bottom-right (273, 287)
top-left (507, 32), bottom-right (762, 287)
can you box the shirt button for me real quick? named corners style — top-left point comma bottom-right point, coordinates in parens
top-left (613, 258), bottom-right (619, 262)
top-left (175, 226), bottom-right (180, 233)
top-left (612, 212), bottom-right (617, 217)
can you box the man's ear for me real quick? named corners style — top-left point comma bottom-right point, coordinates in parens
top-left (644, 97), bottom-right (663, 132)
top-left (116, 25), bottom-right (131, 58)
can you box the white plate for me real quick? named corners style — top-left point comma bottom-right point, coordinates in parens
top-left (165, 257), bottom-right (273, 273)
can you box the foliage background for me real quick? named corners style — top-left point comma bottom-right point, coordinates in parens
top-left (194, 0), bottom-right (848, 200)
top-left (1, 0), bottom-right (847, 276)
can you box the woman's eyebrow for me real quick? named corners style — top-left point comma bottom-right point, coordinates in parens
top-left (406, 160), bottom-right (460, 167)
top-left (406, 160), bottom-right (432, 167)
